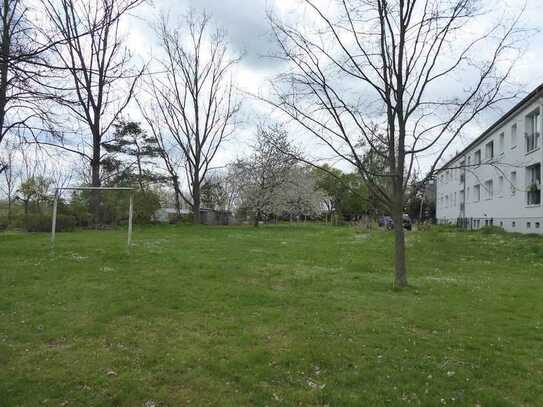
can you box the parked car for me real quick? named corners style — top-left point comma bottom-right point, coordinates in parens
top-left (379, 215), bottom-right (393, 230)
top-left (379, 214), bottom-right (412, 231)
top-left (402, 214), bottom-right (412, 231)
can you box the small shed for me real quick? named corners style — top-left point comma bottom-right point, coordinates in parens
top-left (153, 208), bottom-right (189, 223)
top-left (200, 208), bottom-right (235, 225)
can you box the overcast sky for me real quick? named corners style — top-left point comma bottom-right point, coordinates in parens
top-left (126, 0), bottom-right (543, 172)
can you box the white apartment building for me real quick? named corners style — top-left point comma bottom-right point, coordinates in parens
top-left (436, 84), bottom-right (543, 234)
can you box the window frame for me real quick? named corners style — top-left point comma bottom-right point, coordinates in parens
top-left (474, 150), bottom-right (481, 166)
top-left (511, 123), bottom-right (518, 149)
top-left (525, 109), bottom-right (541, 153)
top-left (499, 132), bottom-right (505, 154)
top-left (484, 179), bottom-right (494, 200)
top-left (485, 141), bottom-right (494, 161)
top-left (526, 163), bottom-right (541, 206)
top-left (473, 184), bottom-right (481, 202)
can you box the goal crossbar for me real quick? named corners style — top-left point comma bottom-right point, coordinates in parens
top-left (51, 186), bottom-right (136, 248)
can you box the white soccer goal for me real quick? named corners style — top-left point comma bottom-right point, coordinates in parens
top-left (51, 186), bottom-right (136, 247)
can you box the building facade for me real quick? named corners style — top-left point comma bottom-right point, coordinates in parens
top-left (436, 84), bottom-right (543, 234)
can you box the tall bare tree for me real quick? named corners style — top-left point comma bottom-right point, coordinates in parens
top-left (0, 0), bottom-right (54, 153)
top-left (0, 139), bottom-right (19, 222)
top-left (147, 11), bottom-right (240, 224)
top-left (41, 0), bottom-right (143, 196)
top-left (265, 0), bottom-right (524, 287)
top-left (138, 98), bottom-right (185, 217)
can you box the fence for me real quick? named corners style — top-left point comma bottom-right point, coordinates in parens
top-left (454, 217), bottom-right (494, 231)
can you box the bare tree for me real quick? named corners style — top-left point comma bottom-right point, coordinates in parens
top-left (0, 139), bottom-right (19, 222)
top-left (219, 167), bottom-right (242, 212)
top-left (147, 10), bottom-right (240, 224)
top-left (265, 0), bottom-right (524, 288)
top-left (40, 0), bottom-right (143, 209)
top-left (0, 0), bottom-right (54, 152)
top-left (138, 99), bottom-right (185, 217)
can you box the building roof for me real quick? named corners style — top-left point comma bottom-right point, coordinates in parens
top-left (438, 83), bottom-right (543, 173)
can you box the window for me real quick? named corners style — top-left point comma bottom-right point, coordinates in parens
top-left (485, 141), bottom-right (494, 160)
top-left (536, 222), bottom-right (541, 229)
top-left (527, 222), bottom-right (531, 229)
top-left (499, 133), bottom-right (505, 154)
top-left (454, 192), bottom-right (457, 207)
top-left (512, 221), bottom-right (516, 228)
top-left (467, 155), bottom-right (471, 167)
top-left (499, 221), bottom-right (503, 227)
top-left (511, 171), bottom-right (517, 196)
top-left (511, 124), bottom-right (518, 148)
top-left (526, 109), bottom-right (540, 152)
top-left (527, 163), bottom-right (541, 205)
top-left (484, 179), bottom-right (493, 200)
top-left (474, 150), bottom-right (481, 165)
top-left (498, 176), bottom-right (504, 197)
top-left (474, 184), bottom-right (481, 202)
top-left (467, 187), bottom-right (470, 201)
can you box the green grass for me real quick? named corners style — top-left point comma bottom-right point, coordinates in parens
top-left (1, 225), bottom-right (543, 406)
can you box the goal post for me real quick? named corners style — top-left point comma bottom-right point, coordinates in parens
top-left (51, 186), bottom-right (136, 248)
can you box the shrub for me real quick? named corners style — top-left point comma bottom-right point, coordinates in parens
top-left (0, 215), bottom-right (7, 231)
top-left (10, 215), bottom-right (25, 229)
top-left (352, 220), bottom-right (378, 233)
top-left (479, 225), bottom-right (505, 235)
top-left (24, 214), bottom-right (76, 232)
top-left (432, 224), bottom-right (457, 233)
top-left (417, 221), bottom-right (434, 232)
top-left (133, 191), bottom-right (161, 224)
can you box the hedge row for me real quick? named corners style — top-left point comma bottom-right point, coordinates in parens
top-left (24, 214), bottom-right (76, 232)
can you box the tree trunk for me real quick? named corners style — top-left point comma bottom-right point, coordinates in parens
top-left (169, 174), bottom-right (182, 221)
top-left (90, 149), bottom-right (101, 224)
top-left (7, 195), bottom-right (11, 224)
top-left (173, 189), bottom-right (181, 219)
top-left (192, 182), bottom-right (201, 224)
top-left (391, 209), bottom-right (408, 288)
top-left (0, 0), bottom-right (10, 148)
top-left (136, 155), bottom-right (145, 191)
top-left (254, 209), bottom-right (260, 227)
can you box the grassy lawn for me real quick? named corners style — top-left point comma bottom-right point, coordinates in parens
top-left (1, 225), bottom-right (543, 406)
